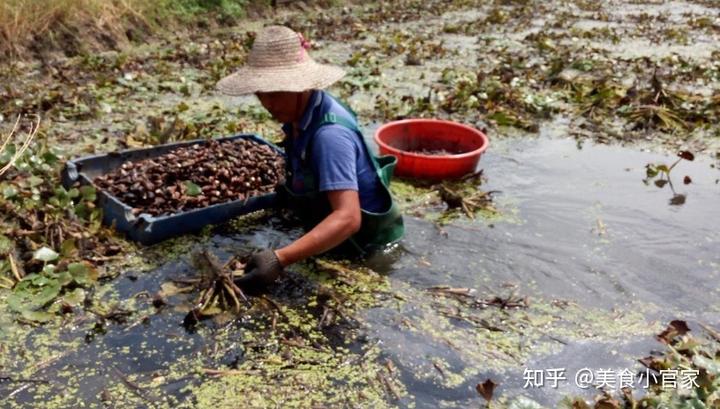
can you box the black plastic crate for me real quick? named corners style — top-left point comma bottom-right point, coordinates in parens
top-left (61, 134), bottom-right (284, 244)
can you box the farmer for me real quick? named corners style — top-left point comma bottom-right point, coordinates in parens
top-left (216, 26), bottom-right (404, 289)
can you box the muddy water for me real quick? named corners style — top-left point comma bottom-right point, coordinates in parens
top-left (3, 0), bottom-right (720, 406)
top-left (385, 133), bottom-right (720, 314)
top-left (360, 126), bottom-right (720, 407)
top-left (360, 129), bottom-right (720, 406)
top-left (4, 127), bottom-right (718, 408)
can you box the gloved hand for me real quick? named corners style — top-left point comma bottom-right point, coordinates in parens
top-left (235, 249), bottom-right (284, 291)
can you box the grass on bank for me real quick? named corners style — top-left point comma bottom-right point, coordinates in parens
top-left (0, 0), bottom-right (269, 59)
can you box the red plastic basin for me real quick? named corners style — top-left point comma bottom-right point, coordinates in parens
top-left (374, 119), bottom-right (489, 180)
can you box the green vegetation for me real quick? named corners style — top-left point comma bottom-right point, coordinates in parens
top-left (0, 120), bottom-right (129, 323)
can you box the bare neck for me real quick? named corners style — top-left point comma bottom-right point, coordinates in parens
top-left (291, 91), bottom-right (313, 131)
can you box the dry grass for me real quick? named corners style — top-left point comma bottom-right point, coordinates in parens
top-left (0, 0), bottom-right (260, 59)
top-left (0, 0), bottom-right (151, 57)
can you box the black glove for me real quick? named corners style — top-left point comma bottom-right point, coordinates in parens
top-left (235, 249), bottom-right (284, 291)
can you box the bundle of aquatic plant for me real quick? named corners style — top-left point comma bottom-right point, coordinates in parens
top-left (182, 251), bottom-right (248, 327)
top-left (437, 172), bottom-right (496, 220)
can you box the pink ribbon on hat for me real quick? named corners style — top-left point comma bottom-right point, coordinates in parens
top-left (297, 33), bottom-right (310, 62)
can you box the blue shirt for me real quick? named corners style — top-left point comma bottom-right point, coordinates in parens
top-left (282, 91), bottom-right (388, 213)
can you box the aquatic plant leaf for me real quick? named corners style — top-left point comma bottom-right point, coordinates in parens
top-left (19, 309), bottom-right (55, 323)
top-left (200, 305), bottom-right (222, 316)
top-left (160, 282), bottom-right (184, 297)
top-left (0, 143), bottom-right (16, 163)
top-left (184, 180), bottom-right (202, 196)
top-left (56, 270), bottom-right (73, 286)
top-left (0, 234), bottom-right (13, 254)
top-left (60, 238), bottom-right (78, 257)
top-left (487, 111), bottom-right (516, 127)
top-left (60, 288), bottom-right (86, 307)
top-left (645, 165), bottom-right (659, 178)
top-left (2, 184), bottom-right (18, 199)
top-left (683, 176), bottom-right (692, 185)
top-left (42, 150), bottom-right (59, 165)
top-left (571, 59), bottom-right (594, 72)
top-left (476, 378), bottom-right (497, 402)
top-left (678, 151), bottom-right (695, 161)
top-left (80, 185), bottom-right (96, 201)
top-left (28, 176), bottom-right (43, 187)
top-left (654, 180), bottom-right (668, 188)
top-left (68, 262), bottom-right (99, 285)
top-left (33, 280), bottom-right (60, 306)
top-left (669, 194), bottom-right (686, 206)
top-left (656, 320), bottom-right (690, 344)
top-left (8, 277), bottom-right (61, 312)
top-left (33, 246), bottom-right (59, 262)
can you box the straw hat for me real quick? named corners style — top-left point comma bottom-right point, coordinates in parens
top-left (217, 26), bottom-right (346, 95)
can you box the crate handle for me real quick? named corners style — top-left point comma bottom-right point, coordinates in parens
top-left (64, 162), bottom-right (79, 184)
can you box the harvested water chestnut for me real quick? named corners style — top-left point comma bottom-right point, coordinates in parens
top-left (94, 139), bottom-right (285, 216)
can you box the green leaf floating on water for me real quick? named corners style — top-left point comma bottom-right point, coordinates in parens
top-left (7, 274), bottom-right (61, 312)
top-left (646, 165), bottom-right (659, 178)
top-left (20, 309), bottom-right (55, 323)
top-left (33, 246), bottom-right (59, 262)
top-left (184, 180), bottom-right (202, 196)
top-left (60, 288), bottom-right (86, 307)
top-left (68, 262), bottom-right (99, 285)
top-left (56, 270), bottom-right (73, 287)
top-left (5, 260), bottom-right (97, 320)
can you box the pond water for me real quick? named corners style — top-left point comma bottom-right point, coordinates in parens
top-left (2, 0), bottom-right (720, 404)
top-left (361, 128), bottom-right (720, 406)
top-left (4, 126), bottom-right (718, 408)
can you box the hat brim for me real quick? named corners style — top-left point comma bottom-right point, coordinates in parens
top-left (216, 61), bottom-right (346, 96)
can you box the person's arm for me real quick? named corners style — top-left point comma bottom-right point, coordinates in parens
top-left (235, 125), bottom-right (361, 290)
top-left (234, 190), bottom-right (361, 290)
top-left (277, 124), bottom-right (362, 265)
top-left (275, 189), bottom-right (361, 266)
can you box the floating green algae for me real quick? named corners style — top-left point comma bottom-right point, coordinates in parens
top-left (358, 280), bottom-right (661, 404)
top-left (185, 342), bottom-right (404, 409)
top-left (390, 176), bottom-right (507, 225)
top-left (177, 258), bottom-right (405, 408)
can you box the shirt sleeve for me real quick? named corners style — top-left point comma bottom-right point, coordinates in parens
top-left (311, 125), bottom-right (359, 192)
